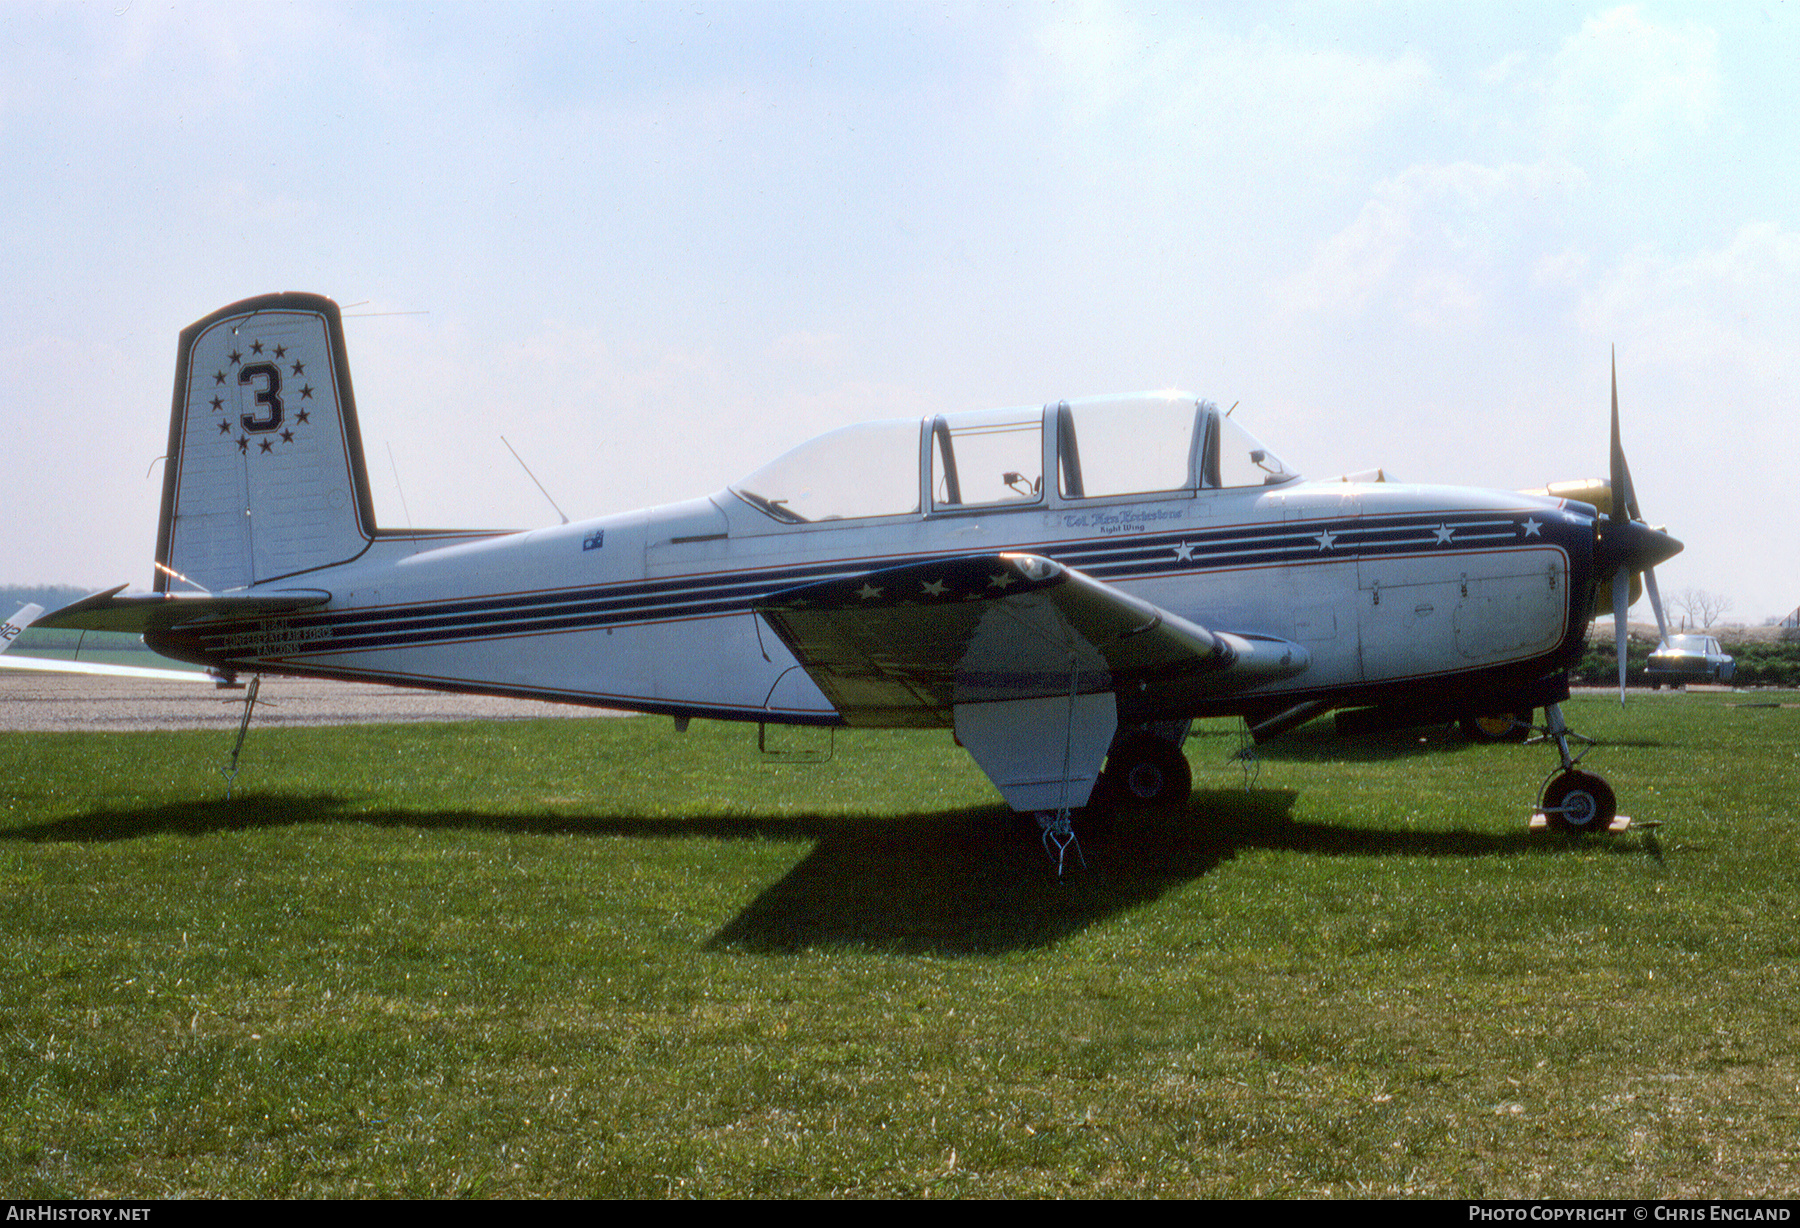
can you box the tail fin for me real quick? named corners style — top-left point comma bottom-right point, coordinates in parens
top-left (1, 604), bottom-right (45, 651)
top-left (155, 293), bottom-right (378, 593)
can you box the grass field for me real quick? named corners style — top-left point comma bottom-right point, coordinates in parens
top-left (2, 692), bottom-right (1798, 1198)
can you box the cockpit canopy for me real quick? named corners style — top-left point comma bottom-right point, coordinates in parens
top-left (730, 392), bottom-right (1296, 524)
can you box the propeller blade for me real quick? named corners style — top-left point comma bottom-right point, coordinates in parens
top-left (1618, 450), bottom-right (1644, 524)
top-left (1614, 567), bottom-right (1629, 703)
top-left (1601, 349), bottom-right (1677, 700)
top-left (1609, 350), bottom-right (1629, 527)
top-left (1644, 565), bottom-right (1670, 646)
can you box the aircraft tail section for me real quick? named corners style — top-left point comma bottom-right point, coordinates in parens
top-left (2, 604), bottom-right (45, 651)
top-left (156, 293), bottom-right (377, 592)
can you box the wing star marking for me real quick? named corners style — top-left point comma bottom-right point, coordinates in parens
top-left (856, 583), bottom-right (883, 601)
top-left (920, 579), bottom-right (948, 597)
top-left (1521, 518), bottom-right (1542, 537)
top-left (988, 570), bottom-right (1017, 588)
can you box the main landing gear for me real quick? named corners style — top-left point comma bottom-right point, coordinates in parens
top-left (1093, 729), bottom-right (1194, 816)
top-left (1527, 703), bottom-right (1635, 835)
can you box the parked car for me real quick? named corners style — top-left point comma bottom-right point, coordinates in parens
top-left (1646, 634), bottom-right (1735, 687)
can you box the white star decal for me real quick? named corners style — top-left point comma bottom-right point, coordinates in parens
top-left (1314, 529), bottom-right (1338, 550)
top-left (856, 583), bottom-right (883, 600)
top-left (920, 579), bottom-right (948, 597)
top-left (1521, 518), bottom-right (1542, 537)
top-left (988, 571), bottom-right (1016, 588)
top-left (1433, 524), bottom-right (1454, 544)
top-left (1172, 541), bottom-right (1196, 562)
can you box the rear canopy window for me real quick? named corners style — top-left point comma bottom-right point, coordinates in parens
top-left (1055, 394), bottom-right (1199, 499)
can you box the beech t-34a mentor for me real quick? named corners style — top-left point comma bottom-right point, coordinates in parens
top-left (38, 292), bottom-right (1682, 856)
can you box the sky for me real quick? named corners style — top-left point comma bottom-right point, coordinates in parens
top-left (2, 1), bottom-right (1794, 621)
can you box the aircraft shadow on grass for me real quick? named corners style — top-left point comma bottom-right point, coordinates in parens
top-left (702, 788), bottom-right (1665, 956)
top-left (2, 786), bottom-right (1651, 957)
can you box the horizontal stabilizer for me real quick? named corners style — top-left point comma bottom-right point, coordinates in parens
top-left (32, 585), bottom-right (331, 634)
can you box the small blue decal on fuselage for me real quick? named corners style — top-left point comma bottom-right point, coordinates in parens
top-left (583, 530), bottom-right (605, 551)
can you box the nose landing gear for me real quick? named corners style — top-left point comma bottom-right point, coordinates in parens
top-left (1526, 703), bottom-right (1637, 834)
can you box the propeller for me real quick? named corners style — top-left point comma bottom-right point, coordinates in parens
top-left (1593, 351), bottom-right (1682, 701)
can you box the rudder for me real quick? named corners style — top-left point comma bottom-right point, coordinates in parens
top-left (155, 293), bottom-right (378, 592)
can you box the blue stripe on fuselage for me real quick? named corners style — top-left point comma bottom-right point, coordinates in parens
top-left (170, 507), bottom-right (1588, 661)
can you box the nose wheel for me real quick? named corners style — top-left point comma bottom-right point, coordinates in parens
top-left (1538, 769), bottom-right (1617, 832)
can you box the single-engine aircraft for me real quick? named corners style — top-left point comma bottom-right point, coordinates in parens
top-left (36, 293), bottom-right (1682, 849)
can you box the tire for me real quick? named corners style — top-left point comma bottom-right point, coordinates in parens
top-left (1461, 709), bottom-right (1533, 743)
top-left (1096, 733), bottom-right (1193, 816)
top-left (1541, 770), bottom-right (1617, 833)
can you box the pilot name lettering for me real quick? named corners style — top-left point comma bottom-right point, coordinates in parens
top-left (1061, 507), bottom-right (1188, 534)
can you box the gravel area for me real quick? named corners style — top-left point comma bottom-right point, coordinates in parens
top-left (5, 672), bottom-right (1750, 735)
top-left (0, 672), bottom-right (630, 732)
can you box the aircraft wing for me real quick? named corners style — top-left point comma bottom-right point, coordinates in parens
top-left (753, 553), bottom-right (1308, 726)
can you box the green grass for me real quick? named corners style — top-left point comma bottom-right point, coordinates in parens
top-left (2, 693), bottom-right (1799, 1197)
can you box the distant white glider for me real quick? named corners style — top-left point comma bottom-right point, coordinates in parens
top-left (0, 602), bottom-right (217, 682)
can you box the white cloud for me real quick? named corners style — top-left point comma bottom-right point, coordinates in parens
top-left (1277, 159), bottom-right (1584, 327)
top-left (1578, 221), bottom-right (1800, 395)
top-left (1542, 5), bottom-right (1720, 165)
top-left (1031, 3), bottom-right (1435, 167)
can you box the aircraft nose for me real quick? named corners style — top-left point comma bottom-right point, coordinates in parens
top-left (1595, 517), bottom-right (1683, 576)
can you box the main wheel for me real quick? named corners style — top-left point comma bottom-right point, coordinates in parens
top-left (1541, 770), bottom-right (1617, 833)
top-left (1461, 709), bottom-right (1534, 743)
top-left (1096, 733), bottom-right (1192, 816)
